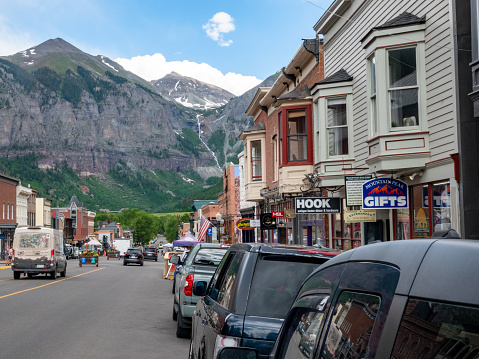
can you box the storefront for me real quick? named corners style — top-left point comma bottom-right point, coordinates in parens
top-left (324, 177), bottom-right (456, 250)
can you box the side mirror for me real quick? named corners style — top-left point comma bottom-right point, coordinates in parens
top-left (169, 255), bottom-right (180, 265)
top-left (217, 348), bottom-right (258, 359)
top-left (193, 281), bottom-right (208, 296)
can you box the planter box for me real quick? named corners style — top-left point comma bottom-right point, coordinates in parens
top-left (107, 252), bottom-right (120, 260)
top-left (79, 256), bottom-right (99, 267)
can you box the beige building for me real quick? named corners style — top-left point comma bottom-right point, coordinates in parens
top-left (36, 198), bottom-right (52, 227)
top-left (16, 184), bottom-right (32, 227)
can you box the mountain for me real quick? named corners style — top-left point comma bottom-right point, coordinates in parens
top-left (0, 38), bottom-right (217, 175)
top-left (0, 38), bottom-right (277, 211)
top-left (151, 72), bottom-right (234, 110)
top-left (199, 73), bottom-right (280, 165)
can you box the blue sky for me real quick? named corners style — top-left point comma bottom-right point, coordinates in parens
top-left (0, 0), bottom-right (333, 95)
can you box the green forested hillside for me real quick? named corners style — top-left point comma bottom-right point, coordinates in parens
top-left (0, 154), bottom-right (222, 212)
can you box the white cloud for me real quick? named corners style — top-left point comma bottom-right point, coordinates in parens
top-left (203, 12), bottom-right (235, 47)
top-left (0, 15), bottom-right (35, 56)
top-left (114, 53), bottom-right (261, 96)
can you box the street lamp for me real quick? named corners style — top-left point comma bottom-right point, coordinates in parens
top-left (216, 213), bottom-right (222, 242)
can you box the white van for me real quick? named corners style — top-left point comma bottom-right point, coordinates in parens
top-left (12, 226), bottom-right (67, 280)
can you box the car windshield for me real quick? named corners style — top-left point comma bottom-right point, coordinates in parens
top-left (127, 249), bottom-right (142, 255)
top-left (145, 247), bottom-right (156, 252)
top-left (245, 256), bottom-right (321, 319)
top-left (18, 233), bottom-right (50, 248)
top-left (193, 248), bottom-right (228, 266)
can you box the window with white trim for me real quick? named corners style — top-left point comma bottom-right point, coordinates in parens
top-left (388, 47), bottom-right (419, 128)
top-left (251, 140), bottom-right (262, 181)
top-left (287, 109), bottom-right (308, 162)
top-left (327, 98), bottom-right (348, 156)
top-left (363, 15), bottom-right (426, 136)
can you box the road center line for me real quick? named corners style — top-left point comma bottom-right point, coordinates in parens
top-left (0, 267), bottom-right (105, 300)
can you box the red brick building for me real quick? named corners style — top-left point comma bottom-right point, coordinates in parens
top-left (0, 173), bottom-right (20, 257)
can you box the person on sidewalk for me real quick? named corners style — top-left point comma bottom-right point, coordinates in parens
top-left (6, 246), bottom-right (12, 266)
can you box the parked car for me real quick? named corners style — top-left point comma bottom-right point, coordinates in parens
top-left (11, 226), bottom-right (67, 279)
top-left (189, 243), bottom-right (340, 358)
top-left (142, 245), bottom-right (158, 261)
top-left (123, 248), bottom-right (143, 266)
top-left (172, 250), bottom-right (190, 294)
top-left (71, 247), bottom-right (79, 259)
top-left (171, 243), bottom-right (231, 338)
top-left (216, 239), bottom-right (479, 359)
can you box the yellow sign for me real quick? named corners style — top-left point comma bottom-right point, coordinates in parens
top-left (285, 209), bottom-right (296, 219)
top-left (344, 210), bottom-right (376, 223)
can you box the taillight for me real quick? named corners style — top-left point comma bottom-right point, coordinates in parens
top-left (143, 252), bottom-right (146, 255)
top-left (214, 335), bottom-right (238, 358)
top-left (154, 252), bottom-right (157, 255)
top-left (184, 274), bottom-right (194, 296)
top-left (12, 249), bottom-right (14, 256)
top-left (51, 249), bottom-right (55, 264)
top-left (124, 253), bottom-right (129, 257)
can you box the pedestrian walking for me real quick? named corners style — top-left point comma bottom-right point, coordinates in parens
top-left (6, 246), bottom-right (12, 266)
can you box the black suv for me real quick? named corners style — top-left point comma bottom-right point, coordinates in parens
top-left (218, 239), bottom-right (479, 359)
top-left (142, 246), bottom-right (158, 261)
top-left (189, 244), bottom-right (339, 359)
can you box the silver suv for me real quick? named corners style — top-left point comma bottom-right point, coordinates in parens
top-left (170, 243), bottom-right (230, 338)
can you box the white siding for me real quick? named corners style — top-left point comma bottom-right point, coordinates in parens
top-left (320, 0), bottom-right (457, 172)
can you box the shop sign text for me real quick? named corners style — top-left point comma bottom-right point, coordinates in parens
top-left (362, 178), bottom-right (408, 209)
top-left (295, 197), bottom-right (341, 214)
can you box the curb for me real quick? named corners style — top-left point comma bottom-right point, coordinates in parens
top-left (0, 266), bottom-right (11, 269)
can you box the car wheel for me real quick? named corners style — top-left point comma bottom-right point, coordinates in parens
top-left (140, 261), bottom-right (144, 266)
top-left (176, 308), bottom-right (191, 338)
top-left (50, 268), bottom-right (57, 279)
top-left (172, 301), bottom-right (178, 321)
top-left (13, 271), bottom-right (20, 280)
top-left (27, 273), bottom-right (33, 278)
top-left (123, 262), bottom-right (127, 266)
top-left (60, 265), bottom-right (66, 277)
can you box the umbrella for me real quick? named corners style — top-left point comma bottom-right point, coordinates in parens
top-left (173, 233), bottom-right (199, 247)
top-left (163, 242), bottom-right (173, 247)
top-left (87, 239), bottom-right (102, 247)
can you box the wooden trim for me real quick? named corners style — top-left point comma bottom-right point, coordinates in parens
top-left (366, 131), bottom-right (429, 144)
top-left (385, 137), bottom-right (426, 151)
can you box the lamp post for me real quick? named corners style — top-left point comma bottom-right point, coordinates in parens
top-left (216, 212), bottom-right (222, 242)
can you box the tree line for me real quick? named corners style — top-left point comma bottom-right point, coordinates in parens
top-left (95, 209), bottom-right (190, 245)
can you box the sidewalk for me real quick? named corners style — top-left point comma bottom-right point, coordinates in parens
top-left (0, 261), bottom-right (11, 269)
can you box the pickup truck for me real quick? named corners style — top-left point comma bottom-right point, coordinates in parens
top-left (170, 243), bottom-right (230, 338)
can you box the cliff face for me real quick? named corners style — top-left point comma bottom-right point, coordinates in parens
top-left (0, 39), bottom-right (214, 174)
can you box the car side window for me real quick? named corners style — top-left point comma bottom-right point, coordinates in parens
top-left (207, 252), bottom-right (235, 301)
top-left (392, 299), bottom-right (479, 359)
top-left (319, 291), bottom-right (381, 359)
top-left (216, 253), bottom-right (244, 311)
top-left (277, 295), bottom-right (330, 359)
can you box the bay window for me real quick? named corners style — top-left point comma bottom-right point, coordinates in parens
top-left (327, 98), bottom-right (348, 156)
top-left (251, 140), bottom-right (262, 181)
top-left (388, 47), bottom-right (419, 128)
top-left (287, 109), bottom-right (308, 162)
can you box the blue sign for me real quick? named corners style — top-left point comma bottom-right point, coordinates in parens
top-left (362, 178), bottom-right (408, 209)
top-left (81, 257), bottom-right (86, 263)
top-left (208, 228), bottom-right (212, 235)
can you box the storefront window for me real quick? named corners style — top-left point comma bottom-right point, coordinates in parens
top-left (332, 199), bottom-right (360, 250)
top-left (432, 182), bottom-right (451, 232)
top-left (412, 185), bottom-right (429, 238)
top-left (396, 209), bottom-right (410, 240)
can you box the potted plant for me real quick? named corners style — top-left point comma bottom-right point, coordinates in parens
top-left (107, 249), bottom-right (121, 260)
top-left (79, 250), bottom-right (99, 267)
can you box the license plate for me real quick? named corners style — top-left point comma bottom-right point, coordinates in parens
top-left (131, 255), bottom-right (136, 258)
top-left (37, 264), bottom-right (45, 268)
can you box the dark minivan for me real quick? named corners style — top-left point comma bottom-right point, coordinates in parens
top-left (189, 243), bottom-right (339, 359)
top-left (218, 239), bottom-right (479, 359)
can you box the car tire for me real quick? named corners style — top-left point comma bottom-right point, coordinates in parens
top-left (172, 302), bottom-right (178, 321)
top-left (13, 271), bottom-right (20, 280)
top-left (176, 308), bottom-right (191, 338)
top-left (50, 269), bottom-right (57, 279)
top-left (140, 262), bottom-right (144, 266)
top-left (60, 265), bottom-right (66, 277)
top-left (123, 262), bottom-right (127, 266)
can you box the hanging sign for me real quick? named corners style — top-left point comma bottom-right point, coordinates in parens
top-left (236, 218), bottom-right (254, 230)
top-left (260, 213), bottom-right (277, 230)
top-left (345, 175), bottom-right (372, 206)
top-left (295, 197), bottom-right (341, 214)
top-left (362, 178), bottom-right (408, 209)
top-left (272, 211), bottom-right (284, 217)
top-left (344, 210), bottom-right (376, 223)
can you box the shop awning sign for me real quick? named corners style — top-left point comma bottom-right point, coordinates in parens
top-left (345, 175), bottom-right (372, 206)
top-left (362, 178), bottom-right (408, 209)
top-left (295, 197), bottom-right (341, 214)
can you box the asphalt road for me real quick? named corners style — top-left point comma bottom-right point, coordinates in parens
top-left (0, 256), bottom-right (189, 359)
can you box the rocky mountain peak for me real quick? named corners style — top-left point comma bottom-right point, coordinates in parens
top-left (20, 38), bottom-right (84, 56)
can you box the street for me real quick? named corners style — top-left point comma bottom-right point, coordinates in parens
top-left (0, 257), bottom-right (189, 359)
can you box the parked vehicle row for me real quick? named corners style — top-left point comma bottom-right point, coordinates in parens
top-left (188, 243), bottom-right (340, 359)
top-left (170, 243), bottom-right (231, 338)
top-left (212, 239), bottom-right (479, 359)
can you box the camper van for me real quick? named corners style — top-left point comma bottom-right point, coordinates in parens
top-left (11, 226), bottom-right (67, 280)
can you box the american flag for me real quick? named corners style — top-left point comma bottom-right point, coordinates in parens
top-left (197, 215), bottom-right (212, 242)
